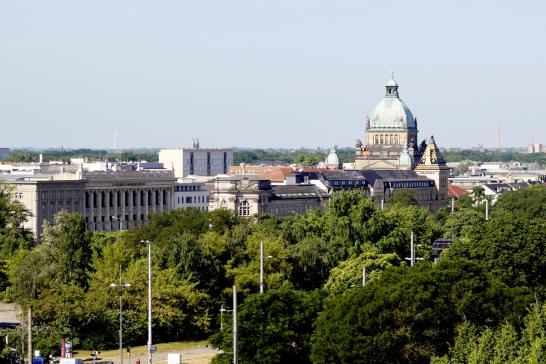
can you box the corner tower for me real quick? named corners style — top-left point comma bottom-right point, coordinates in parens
top-left (414, 136), bottom-right (449, 202)
top-left (355, 72), bottom-right (419, 169)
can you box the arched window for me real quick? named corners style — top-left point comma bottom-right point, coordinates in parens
top-left (238, 200), bottom-right (250, 217)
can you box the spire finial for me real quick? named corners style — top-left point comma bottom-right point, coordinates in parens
top-left (390, 68), bottom-right (395, 80)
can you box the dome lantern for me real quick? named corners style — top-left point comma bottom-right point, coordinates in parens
top-left (386, 69), bottom-right (399, 97)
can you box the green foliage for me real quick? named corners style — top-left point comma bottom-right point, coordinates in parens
top-left (0, 182), bottom-right (33, 259)
top-left (444, 211), bottom-right (546, 289)
top-left (226, 233), bottom-right (293, 296)
top-left (40, 210), bottom-right (93, 288)
top-left (443, 150), bottom-right (546, 165)
top-left (212, 288), bottom-right (325, 364)
top-left (442, 208), bottom-right (484, 240)
top-left (324, 246), bottom-right (400, 295)
top-left (494, 184), bottom-right (546, 220)
top-left (311, 259), bottom-right (533, 364)
top-left (3, 149), bottom-right (158, 163)
top-left (233, 148), bottom-right (355, 166)
top-left (388, 188), bottom-right (418, 206)
top-left (433, 301), bottom-right (546, 363)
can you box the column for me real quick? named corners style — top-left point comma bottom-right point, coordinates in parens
top-left (158, 189), bottom-right (164, 213)
top-left (112, 190), bottom-right (118, 228)
top-left (120, 189), bottom-right (126, 229)
top-left (167, 188), bottom-right (173, 211)
top-left (135, 189), bottom-right (141, 224)
top-left (105, 190), bottom-right (110, 231)
top-left (150, 189), bottom-right (156, 213)
top-left (128, 189), bottom-right (134, 228)
top-left (143, 190), bottom-right (149, 221)
top-left (87, 191), bottom-right (93, 230)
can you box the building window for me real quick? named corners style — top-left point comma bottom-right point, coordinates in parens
top-left (238, 200), bottom-right (250, 217)
top-left (186, 197), bottom-right (192, 203)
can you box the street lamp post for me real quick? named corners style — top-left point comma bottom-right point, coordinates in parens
top-left (259, 241), bottom-right (273, 294)
top-left (141, 240), bottom-right (153, 364)
top-left (232, 285), bottom-right (237, 364)
top-left (110, 265), bottom-right (131, 364)
top-left (405, 231), bottom-right (424, 266)
top-left (218, 285), bottom-right (238, 364)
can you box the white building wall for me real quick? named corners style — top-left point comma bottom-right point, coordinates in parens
top-left (173, 181), bottom-right (209, 212)
top-left (160, 148), bottom-right (233, 178)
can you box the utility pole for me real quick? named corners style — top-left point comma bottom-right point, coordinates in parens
top-left (27, 307), bottom-right (31, 364)
top-left (110, 265), bottom-right (131, 364)
top-left (141, 240), bottom-right (153, 364)
top-left (147, 242), bottom-right (152, 364)
top-left (220, 305), bottom-right (224, 332)
top-left (410, 231), bottom-right (414, 267)
top-left (485, 199), bottom-right (489, 221)
top-left (259, 242), bottom-right (264, 294)
top-left (451, 197), bottom-right (455, 213)
top-left (381, 199), bottom-right (384, 210)
top-left (233, 285), bottom-right (238, 364)
top-left (362, 266), bottom-right (366, 287)
top-left (405, 231), bottom-right (423, 267)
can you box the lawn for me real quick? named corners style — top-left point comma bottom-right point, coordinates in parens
top-left (75, 340), bottom-right (218, 364)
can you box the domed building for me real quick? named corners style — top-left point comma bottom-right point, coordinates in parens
top-left (324, 145), bottom-right (341, 169)
top-left (355, 73), bottom-right (419, 169)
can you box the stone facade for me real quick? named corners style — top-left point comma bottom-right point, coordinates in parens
top-left (208, 176), bottom-right (329, 217)
top-left (5, 170), bottom-right (176, 239)
top-left (159, 148), bottom-right (233, 178)
top-left (414, 136), bottom-right (449, 207)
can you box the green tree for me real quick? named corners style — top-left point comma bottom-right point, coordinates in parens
top-left (212, 288), bottom-right (325, 364)
top-left (0, 182), bottom-right (33, 259)
top-left (311, 259), bottom-right (532, 364)
top-left (443, 211), bottom-right (546, 289)
top-left (40, 210), bottom-right (93, 288)
top-left (432, 301), bottom-right (546, 363)
top-left (388, 188), bottom-right (418, 206)
top-left (324, 246), bottom-right (400, 295)
top-left (494, 185), bottom-right (546, 220)
top-left (226, 233), bottom-right (292, 296)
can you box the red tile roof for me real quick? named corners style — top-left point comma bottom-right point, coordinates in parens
top-left (448, 185), bottom-right (472, 198)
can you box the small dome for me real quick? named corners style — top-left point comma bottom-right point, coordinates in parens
top-left (325, 145), bottom-right (340, 167)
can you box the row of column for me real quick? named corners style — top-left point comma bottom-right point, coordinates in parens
top-left (86, 187), bottom-right (172, 231)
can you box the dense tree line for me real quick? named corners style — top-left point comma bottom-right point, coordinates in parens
top-left (234, 148), bottom-right (544, 167)
top-left (233, 148), bottom-right (356, 166)
top-left (2, 149), bottom-right (159, 163)
top-left (2, 181), bottom-right (546, 362)
top-left (442, 150), bottom-right (546, 165)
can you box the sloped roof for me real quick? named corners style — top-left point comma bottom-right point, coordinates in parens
top-left (447, 185), bottom-right (471, 198)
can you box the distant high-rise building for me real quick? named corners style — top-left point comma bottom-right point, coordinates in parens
top-left (159, 142), bottom-right (233, 178)
top-left (528, 143), bottom-right (544, 154)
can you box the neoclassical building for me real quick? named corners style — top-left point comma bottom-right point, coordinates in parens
top-left (355, 73), bottom-right (419, 170)
top-left (4, 169), bottom-right (175, 239)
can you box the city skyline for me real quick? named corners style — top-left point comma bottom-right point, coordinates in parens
top-left (1, 1), bottom-right (545, 149)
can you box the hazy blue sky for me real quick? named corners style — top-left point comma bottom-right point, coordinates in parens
top-left (1, 1), bottom-right (545, 149)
